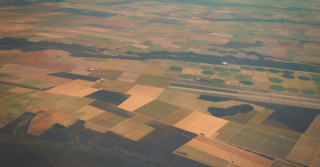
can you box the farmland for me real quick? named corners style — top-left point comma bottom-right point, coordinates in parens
top-left (0, 0), bottom-right (320, 166)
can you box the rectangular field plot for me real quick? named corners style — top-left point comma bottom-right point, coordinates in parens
top-left (161, 108), bottom-right (194, 125)
top-left (59, 105), bottom-right (105, 127)
top-left (134, 100), bottom-right (180, 120)
top-left (305, 114), bottom-right (320, 139)
top-left (174, 111), bottom-right (228, 137)
top-left (117, 72), bottom-right (140, 83)
top-left (92, 80), bottom-right (133, 93)
top-left (85, 112), bottom-right (127, 133)
top-left (126, 84), bottom-right (164, 99)
top-left (286, 136), bottom-right (320, 166)
top-left (135, 75), bottom-right (171, 88)
top-left (215, 122), bottom-right (244, 141)
top-left (247, 109), bottom-right (302, 141)
top-left (89, 69), bottom-right (123, 81)
top-left (98, 59), bottom-right (125, 71)
top-left (182, 136), bottom-right (274, 167)
top-left (118, 95), bottom-right (153, 112)
top-left (48, 72), bottom-right (100, 82)
top-left (46, 79), bottom-right (98, 97)
top-left (174, 144), bottom-right (230, 167)
top-left (111, 119), bottom-right (154, 141)
top-left (85, 90), bottom-right (130, 106)
top-left (228, 126), bottom-right (296, 159)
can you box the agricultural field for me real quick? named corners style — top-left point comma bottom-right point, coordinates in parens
top-left (0, 0), bottom-right (320, 166)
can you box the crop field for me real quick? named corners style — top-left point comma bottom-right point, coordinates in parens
top-left (28, 109), bottom-right (71, 136)
top-left (111, 119), bottom-right (154, 141)
top-left (134, 100), bottom-right (180, 120)
top-left (174, 111), bottom-right (228, 137)
top-left (228, 126), bottom-right (296, 159)
top-left (286, 136), bottom-right (320, 166)
top-left (46, 79), bottom-right (98, 97)
top-left (0, 0), bottom-right (320, 166)
top-left (85, 112), bottom-right (128, 133)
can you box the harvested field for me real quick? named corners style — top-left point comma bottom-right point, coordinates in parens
top-left (89, 69), bottom-right (123, 80)
top-left (1, 64), bottom-right (47, 76)
top-left (118, 84), bottom-right (165, 111)
top-left (46, 80), bottom-right (98, 97)
top-left (161, 108), bottom-right (194, 125)
top-left (85, 112), bottom-right (128, 133)
top-left (126, 84), bottom-right (164, 99)
top-left (59, 105), bottom-right (105, 127)
top-left (98, 59), bottom-right (124, 71)
top-left (174, 144), bottom-right (229, 167)
top-left (19, 70), bottom-right (72, 85)
top-left (118, 95), bottom-right (153, 112)
top-left (185, 136), bottom-right (274, 167)
top-left (111, 119), bottom-right (154, 141)
top-left (92, 80), bottom-right (133, 93)
top-left (28, 109), bottom-right (71, 136)
top-left (120, 61), bottom-right (145, 73)
top-left (117, 72), bottom-right (140, 83)
top-left (174, 111), bottom-right (228, 137)
top-left (181, 68), bottom-right (198, 75)
top-left (8, 87), bottom-right (33, 94)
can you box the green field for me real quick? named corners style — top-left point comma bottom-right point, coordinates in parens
top-left (228, 126), bottom-right (296, 159)
top-left (134, 100), bottom-right (180, 120)
top-left (215, 122), bottom-right (244, 141)
top-left (135, 74), bottom-right (171, 88)
top-left (246, 109), bottom-right (302, 141)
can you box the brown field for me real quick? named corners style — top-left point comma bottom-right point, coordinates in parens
top-left (253, 76), bottom-right (268, 82)
top-left (161, 108), bottom-right (194, 125)
top-left (254, 71), bottom-right (268, 77)
top-left (234, 151), bottom-right (273, 167)
top-left (28, 109), bottom-right (72, 136)
top-left (286, 136), bottom-right (320, 166)
top-left (174, 111), bottom-right (228, 137)
top-left (117, 72), bottom-right (140, 83)
top-left (181, 68), bottom-right (198, 75)
top-left (93, 80), bottom-right (134, 93)
top-left (59, 105), bottom-right (105, 127)
top-left (85, 112), bottom-right (127, 133)
top-left (120, 61), bottom-right (145, 73)
top-left (126, 84), bottom-right (164, 99)
top-left (98, 59), bottom-right (125, 70)
top-left (19, 70), bottom-right (72, 85)
top-left (305, 114), bottom-right (320, 139)
top-left (8, 87), bottom-right (33, 94)
top-left (119, 84), bottom-right (165, 111)
top-left (1, 63), bottom-right (48, 76)
top-left (46, 79), bottom-right (98, 97)
top-left (241, 70), bottom-right (254, 75)
top-left (111, 119), bottom-right (154, 141)
top-left (226, 78), bottom-right (239, 86)
top-left (118, 95), bottom-right (154, 112)
top-left (182, 136), bottom-right (273, 167)
top-left (255, 81), bottom-right (269, 90)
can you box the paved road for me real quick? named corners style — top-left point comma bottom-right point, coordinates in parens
top-left (169, 79), bottom-right (320, 109)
